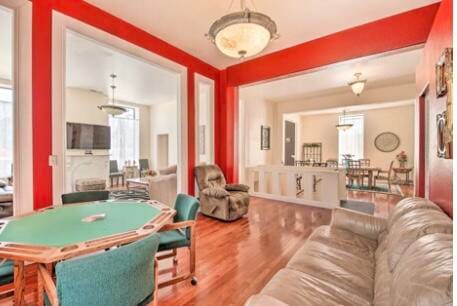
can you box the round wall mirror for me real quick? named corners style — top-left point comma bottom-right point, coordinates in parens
top-left (374, 132), bottom-right (400, 152)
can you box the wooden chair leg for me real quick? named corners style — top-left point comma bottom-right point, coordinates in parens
top-left (37, 266), bottom-right (44, 306)
top-left (152, 259), bottom-right (158, 306)
top-left (13, 261), bottom-right (25, 306)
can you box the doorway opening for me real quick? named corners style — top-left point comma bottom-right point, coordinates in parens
top-left (157, 134), bottom-right (169, 170)
top-left (0, 6), bottom-right (14, 218)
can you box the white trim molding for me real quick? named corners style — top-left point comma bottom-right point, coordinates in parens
top-left (0, 0), bottom-right (33, 215)
top-left (52, 11), bottom-right (188, 204)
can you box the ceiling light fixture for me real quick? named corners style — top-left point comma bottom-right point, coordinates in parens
top-left (98, 74), bottom-right (127, 116)
top-left (336, 110), bottom-right (353, 131)
top-left (348, 73), bottom-right (367, 96)
top-left (206, 0), bottom-right (279, 59)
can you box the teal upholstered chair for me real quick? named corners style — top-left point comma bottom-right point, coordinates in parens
top-left (38, 234), bottom-right (160, 306)
top-left (157, 193), bottom-right (200, 288)
top-left (0, 260), bottom-right (14, 296)
top-left (61, 190), bottom-right (110, 205)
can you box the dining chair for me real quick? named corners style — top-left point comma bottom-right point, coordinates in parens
top-left (61, 190), bottom-right (110, 204)
top-left (139, 159), bottom-right (150, 177)
top-left (326, 159), bottom-right (338, 168)
top-left (358, 159), bottom-right (371, 185)
top-left (374, 160), bottom-right (395, 192)
top-left (37, 234), bottom-right (160, 306)
top-left (346, 160), bottom-right (364, 187)
top-left (109, 160), bottom-right (125, 187)
top-left (359, 159), bottom-right (370, 167)
top-left (156, 194), bottom-right (200, 288)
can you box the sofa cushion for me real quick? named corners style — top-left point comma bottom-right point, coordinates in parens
top-left (373, 235), bottom-right (391, 306)
top-left (386, 208), bottom-right (452, 271)
top-left (391, 233), bottom-right (452, 306)
top-left (387, 197), bottom-right (441, 231)
top-left (259, 268), bottom-right (371, 306)
top-left (158, 165), bottom-right (177, 175)
top-left (287, 226), bottom-right (376, 302)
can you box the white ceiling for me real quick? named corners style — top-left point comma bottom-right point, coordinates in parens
top-left (240, 47), bottom-right (422, 102)
top-left (297, 100), bottom-right (414, 117)
top-left (66, 31), bottom-right (179, 105)
top-left (85, 0), bottom-right (439, 68)
top-left (0, 6), bottom-right (13, 83)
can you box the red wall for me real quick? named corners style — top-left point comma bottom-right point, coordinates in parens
top-left (416, 0), bottom-right (453, 216)
top-left (30, 0), bottom-right (445, 208)
top-left (32, 0), bottom-right (220, 208)
top-left (226, 4), bottom-right (439, 87)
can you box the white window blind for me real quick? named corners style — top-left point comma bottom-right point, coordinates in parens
top-left (338, 114), bottom-right (364, 162)
top-left (109, 106), bottom-right (140, 167)
top-left (0, 88), bottom-right (13, 178)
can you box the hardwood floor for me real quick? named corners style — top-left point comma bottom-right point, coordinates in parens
top-left (158, 197), bottom-right (331, 306)
top-left (0, 192), bottom-right (407, 306)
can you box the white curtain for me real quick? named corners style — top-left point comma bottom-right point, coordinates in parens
top-left (109, 106), bottom-right (139, 167)
top-left (0, 88), bottom-right (13, 178)
top-left (338, 114), bottom-right (364, 163)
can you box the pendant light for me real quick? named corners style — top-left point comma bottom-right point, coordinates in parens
top-left (207, 0), bottom-right (279, 59)
top-left (336, 110), bottom-right (353, 131)
top-left (348, 73), bottom-right (367, 96)
top-left (98, 74), bottom-right (127, 116)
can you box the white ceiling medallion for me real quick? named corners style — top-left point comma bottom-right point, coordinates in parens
top-left (206, 0), bottom-right (279, 59)
top-left (348, 72), bottom-right (367, 96)
top-left (98, 74), bottom-right (127, 116)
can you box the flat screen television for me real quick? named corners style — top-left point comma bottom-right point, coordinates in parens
top-left (66, 122), bottom-right (111, 150)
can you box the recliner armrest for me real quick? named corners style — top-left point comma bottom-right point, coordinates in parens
top-left (331, 207), bottom-right (387, 240)
top-left (201, 187), bottom-right (230, 199)
top-left (225, 183), bottom-right (249, 192)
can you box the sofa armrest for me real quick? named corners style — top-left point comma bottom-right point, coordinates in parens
top-left (331, 207), bottom-right (387, 240)
top-left (225, 183), bottom-right (249, 192)
top-left (245, 295), bottom-right (289, 306)
top-left (201, 187), bottom-right (230, 199)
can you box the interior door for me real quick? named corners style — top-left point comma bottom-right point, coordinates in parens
top-left (284, 120), bottom-right (296, 166)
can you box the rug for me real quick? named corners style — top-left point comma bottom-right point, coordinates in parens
top-left (347, 183), bottom-right (404, 196)
top-left (110, 189), bottom-right (150, 201)
top-left (340, 199), bottom-right (375, 215)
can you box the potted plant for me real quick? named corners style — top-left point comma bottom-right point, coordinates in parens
top-left (396, 151), bottom-right (407, 168)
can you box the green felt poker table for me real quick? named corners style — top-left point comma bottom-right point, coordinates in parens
top-left (0, 199), bottom-right (175, 305)
top-left (0, 200), bottom-right (174, 262)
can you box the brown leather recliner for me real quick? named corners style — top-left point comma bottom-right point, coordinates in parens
top-left (194, 164), bottom-right (249, 221)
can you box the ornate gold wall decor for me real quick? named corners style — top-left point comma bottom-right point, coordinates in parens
top-left (435, 48), bottom-right (453, 159)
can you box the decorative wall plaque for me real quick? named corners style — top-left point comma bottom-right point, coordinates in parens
top-left (261, 125), bottom-right (270, 150)
top-left (435, 48), bottom-right (453, 159)
top-left (374, 132), bottom-right (400, 152)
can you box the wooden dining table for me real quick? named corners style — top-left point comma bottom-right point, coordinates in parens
top-left (0, 199), bottom-right (175, 305)
top-left (347, 167), bottom-right (381, 189)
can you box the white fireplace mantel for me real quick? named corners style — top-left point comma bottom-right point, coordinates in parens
top-left (65, 155), bottom-right (109, 192)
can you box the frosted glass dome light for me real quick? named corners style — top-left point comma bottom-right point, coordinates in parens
top-left (349, 73), bottom-right (367, 96)
top-left (207, 1), bottom-right (278, 59)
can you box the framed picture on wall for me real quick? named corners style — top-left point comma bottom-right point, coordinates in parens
top-left (261, 125), bottom-right (271, 150)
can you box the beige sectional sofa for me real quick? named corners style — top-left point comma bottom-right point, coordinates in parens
top-left (246, 197), bottom-right (452, 306)
top-left (146, 165), bottom-right (177, 208)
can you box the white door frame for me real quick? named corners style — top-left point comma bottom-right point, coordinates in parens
top-left (194, 73), bottom-right (215, 165)
top-left (52, 11), bottom-right (188, 205)
top-left (0, 0), bottom-right (33, 215)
